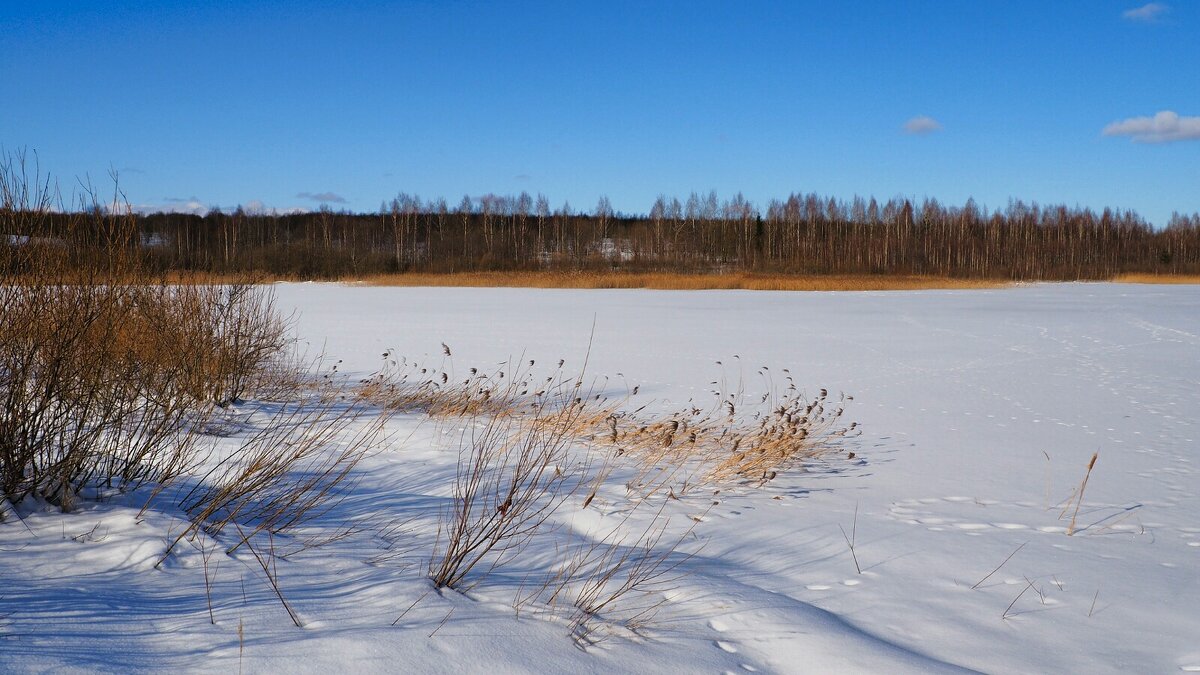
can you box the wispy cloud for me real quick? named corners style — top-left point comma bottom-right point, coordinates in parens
top-left (134, 198), bottom-right (308, 216)
top-left (243, 199), bottom-right (268, 214)
top-left (1103, 110), bottom-right (1200, 143)
top-left (296, 191), bottom-right (348, 204)
top-left (1122, 2), bottom-right (1168, 22)
top-left (903, 116), bottom-right (942, 135)
top-left (133, 197), bottom-right (209, 215)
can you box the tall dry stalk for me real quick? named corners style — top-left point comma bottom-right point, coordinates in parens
top-left (1067, 452), bottom-right (1099, 536)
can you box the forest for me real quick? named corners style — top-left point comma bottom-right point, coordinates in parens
top-left (4, 161), bottom-right (1199, 280)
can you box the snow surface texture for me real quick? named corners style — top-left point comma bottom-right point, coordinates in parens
top-left (2, 283), bottom-right (1198, 674)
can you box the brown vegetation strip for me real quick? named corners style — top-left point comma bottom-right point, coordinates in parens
top-left (30, 270), bottom-right (1200, 289)
top-left (346, 272), bottom-right (1012, 291)
top-left (1112, 273), bottom-right (1200, 285)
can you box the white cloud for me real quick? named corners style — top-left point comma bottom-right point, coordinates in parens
top-left (132, 198), bottom-right (209, 215)
top-left (1102, 110), bottom-right (1200, 143)
top-left (903, 116), bottom-right (942, 135)
top-left (297, 191), bottom-right (348, 204)
top-left (1122, 2), bottom-right (1168, 22)
top-left (121, 197), bottom-right (318, 216)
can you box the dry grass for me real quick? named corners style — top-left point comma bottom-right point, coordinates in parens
top-left (1112, 273), bottom-right (1200, 285)
top-left (156, 270), bottom-right (295, 285)
top-left (347, 271), bottom-right (1010, 291)
top-left (359, 346), bottom-right (857, 498)
top-left (355, 350), bottom-right (549, 419)
top-left (569, 383), bottom-right (857, 497)
top-left (112, 270), bottom-right (1200, 290)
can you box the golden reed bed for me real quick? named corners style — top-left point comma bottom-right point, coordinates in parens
top-left (1111, 273), bottom-right (1200, 285)
top-left (157, 271), bottom-right (1199, 290)
top-left (348, 271), bottom-right (1009, 291)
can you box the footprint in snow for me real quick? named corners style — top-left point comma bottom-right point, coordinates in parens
top-left (715, 640), bottom-right (738, 653)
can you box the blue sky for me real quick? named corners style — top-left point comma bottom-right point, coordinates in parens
top-left (2, 1), bottom-right (1198, 225)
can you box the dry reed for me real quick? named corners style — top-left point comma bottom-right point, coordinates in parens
top-left (348, 271), bottom-right (1009, 291)
top-left (1111, 273), bottom-right (1200, 285)
top-left (1067, 452), bottom-right (1099, 536)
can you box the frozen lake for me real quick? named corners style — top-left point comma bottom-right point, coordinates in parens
top-left (279, 281), bottom-right (1200, 672)
top-left (3, 282), bottom-right (1197, 673)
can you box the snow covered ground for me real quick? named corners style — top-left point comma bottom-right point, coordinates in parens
top-left (3, 282), bottom-right (1198, 673)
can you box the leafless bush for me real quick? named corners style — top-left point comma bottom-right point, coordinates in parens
top-left (167, 379), bottom-right (391, 561)
top-left (0, 273), bottom-right (213, 507)
top-left (426, 360), bottom-right (618, 590)
top-left (0, 153), bottom-right (291, 512)
top-left (208, 284), bottom-right (292, 406)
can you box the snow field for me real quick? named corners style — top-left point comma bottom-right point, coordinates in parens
top-left (2, 282), bottom-right (1198, 673)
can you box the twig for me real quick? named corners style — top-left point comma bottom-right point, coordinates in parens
top-left (392, 588), bottom-right (433, 626)
top-left (428, 607), bottom-right (454, 638)
top-left (237, 524), bottom-right (303, 627)
top-left (1002, 579), bottom-right (1035, 620)
top-left (199, 537), bottom-right (220, 624)
top-left (1042, 451), bottom-right (1051, 510)
top-left (1025, 576), bottom-right (1046, 605)
top-left (237, 618), bottom-right (245, 675)
top-left (972, 542), bottom-right (1026, 589)
top-left (838, 502), bottom-right (861, 574)
top-left (1088, 589), bottom-right (1099, 617)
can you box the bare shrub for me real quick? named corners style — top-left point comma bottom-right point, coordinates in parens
top-left (0, 273), bottom-right (211, 507)
top-left (0, 154), bottom-right (290, 512)
top-left (427, 359), bottom-right (623, 590)
top-left (167, 379), bottom-right (391, 561)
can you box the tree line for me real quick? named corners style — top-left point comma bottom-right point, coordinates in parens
top-left (6, 184), bottom-right (1200, 279)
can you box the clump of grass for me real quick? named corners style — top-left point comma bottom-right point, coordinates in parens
top-left (360, 339), bottom-right (857, 500)
top-left (354, 344), bottom-right (597, 421)
top-left (704, 388), bottom-right (855, 486)
top-left (574, 383), bottom-right (857, 497)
